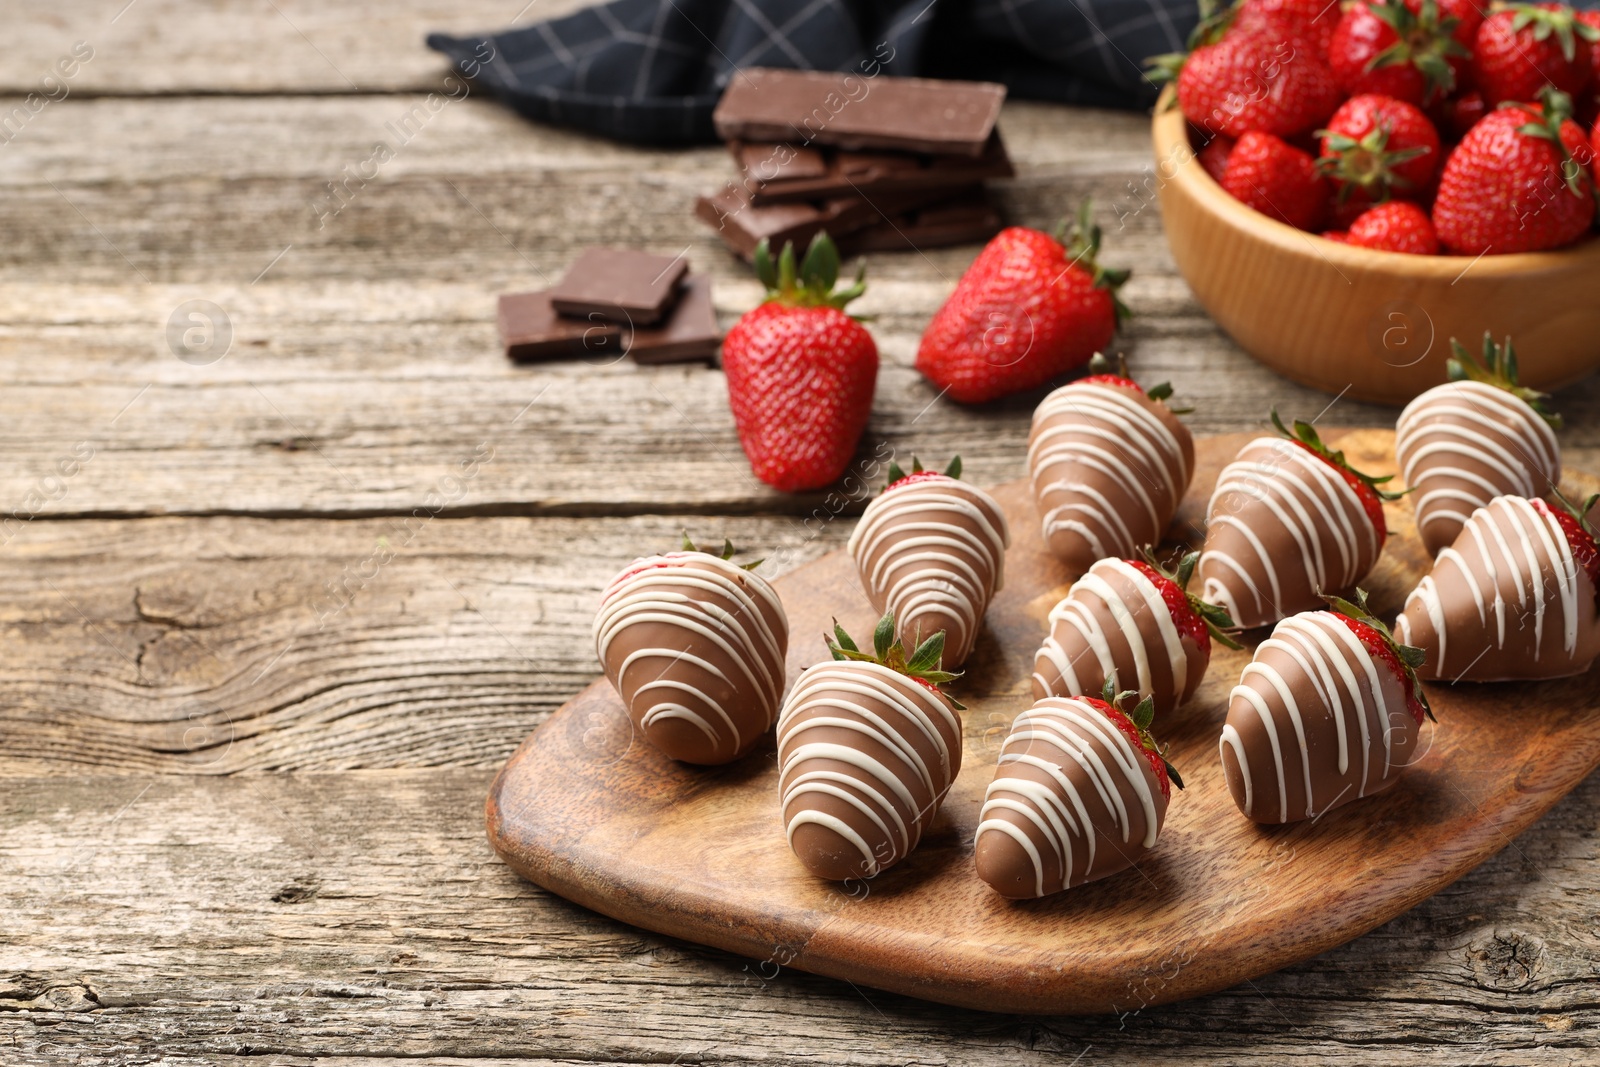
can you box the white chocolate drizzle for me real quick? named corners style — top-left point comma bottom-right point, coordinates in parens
top-left (1221, 610), bottom-right (1411, 824)
top-left (976, 696), bottom-right (1163, 897)
top-left (777, 661), bottom-right (961, 878)
top-left (1199, 437), bottom-right (1379, 627)
top-left (1396, 495), bottom-right (1588, 678)
top-left (1028, 381), bottom-right (1192, 566)
top-left (594, 553), bottom-right (787, 756)
top-left (1032, 558), bottom-right (1191, 711)
top-left (1396, 380), bottom-right (1560, 554)
top-left (847, 475), bottom-right (1009, 666)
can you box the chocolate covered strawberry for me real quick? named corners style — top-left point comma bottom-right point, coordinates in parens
top-left (1433, 89), bottom-right (1595, 254)
top-left (848, 457), bottom-right (1010, 669)
top-left (1317, 93), bottom-right (1442, 201)
top-left (1396, 332), bottom-right (1562, 555)
top-left (1198, 413), bottom-right (1402, 628)
top-left (1029, 352), bottom-right (1195, 572)
top-left (915, 203), bottom-right (1128, 404)
top-left (1034, 549), bottom-right (1240, 717)
top-left (723, 233), bottom-right (877, 492)
top-left (594, 535), bottom-right (789, 765)
top-left (1222, 131), bottom-right (1331, 230)
top-left (778, 613), bottom-right (963, 880)
top-left (1397, 493), bottom-right (1600, 681)
top-left (1347, 200), bottom-right (1440, 252)
top-left (976, 679), bottom-right (1181, 898)
top-left (1222, 590), bottom-right (1431, 824)
top-left (1473, 3), bottom-right (1598, 107)
top-left (1328, 0), bottom-right (1474, 106)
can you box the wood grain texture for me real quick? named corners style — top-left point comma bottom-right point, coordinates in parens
top-left (5, 768), bottom-right (1600, 1065)
top-left (488, 430), bottom-right (1600, 1013)
top-left (0, 95), bottom-right (1595, 517)
top-left (0, 514), bottom-right (852, 777)
top-left (0, 0), bottom-right (597, 96)
top-left (1153, 92), bottom-right (1600, 403)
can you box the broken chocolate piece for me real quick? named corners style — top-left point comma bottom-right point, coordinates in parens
top-left (498, 290), bottom-right (623, 363)
top-left (712, 69), bottom-right (1006, 158)
top-left (732, 132), bottom-right (1014, 205)
top-left (547, 247), bottom-right (689, 325)
top-left (695, 182), bottom-right (970, 260)
top-left (623, 275), bottom-right (721, 364)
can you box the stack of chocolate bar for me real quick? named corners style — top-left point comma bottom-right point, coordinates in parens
top-left (697, 69), bottom-right (1013, 260)
top-left (498, 248), bottom-right (720, 364)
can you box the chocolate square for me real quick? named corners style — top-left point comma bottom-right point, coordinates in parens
top-left (498, 290), bottom-right (624, 363)
top-left (623, 275), bottom-right (721, 365)
top-left (548, 247), bottom-right (690, 325)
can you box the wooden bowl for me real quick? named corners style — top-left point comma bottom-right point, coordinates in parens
top-left (1151, 87), bottom-right (1600, 405)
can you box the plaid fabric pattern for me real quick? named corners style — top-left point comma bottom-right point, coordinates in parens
top-left (427, 0), bottom-right (1197, 146)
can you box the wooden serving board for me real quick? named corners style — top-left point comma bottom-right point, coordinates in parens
top-left (487, 429), bottom-right (1600, 1014)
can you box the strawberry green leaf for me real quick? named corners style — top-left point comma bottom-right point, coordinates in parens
top-left (873, 612), bottom-right (895, 660)
top-left (1446, 332), bottom-right (1560, 428)
top-left (831, 618), bottom-right (859, 655)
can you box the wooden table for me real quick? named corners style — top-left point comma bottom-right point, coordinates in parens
top-left (4, 3), bottom-right (1598, 1063)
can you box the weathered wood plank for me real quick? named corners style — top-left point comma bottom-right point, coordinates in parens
top-left (0, 96), bottom-right (1591, 517)
top-left (0, 514), bottom-right (855, 777)
top-left (2, 768), bottom-right (1598, 1064)
top-left (3, 0), bottom-right (595, 97)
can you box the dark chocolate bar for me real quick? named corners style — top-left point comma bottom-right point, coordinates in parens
top-left (548, 247), bottom-right (689, 325)
top-left (694, 182), bottom-right (967, 259)
top-left (732, 132), bottom-right (1014, 205)
top-left (712, 69), bottom-right (1006, 158)
top-left (841, 192), bottom-right (1003, 254)
top-left (499, 290), bottom-right (624, 362)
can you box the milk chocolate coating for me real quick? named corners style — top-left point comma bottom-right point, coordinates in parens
top-left (1199, 437), bottom-right (1382, 629)
top-left (1032, 558), bottom-right (1207, 716)
top-left (1028, 381), bottom-right (1194, 574)
top-left (777, 661), bottom-right (962, 881)
top-left (848, 475), bottom-right (1010, 668)
top-left (1395, 495), bottom-right (1600, 681)
top-left (1220, 611), bottom-right (1422, 824)
top-left (594, 552), bottom-right (789, 765)
top-left (975, 696), bottom-right (1168, 898)
top-left (1396, 380), bottom-right (1561, 556)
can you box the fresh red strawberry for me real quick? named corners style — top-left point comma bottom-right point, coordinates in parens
top-left (1223, 130), bottom-right (1332, 229)
top-left (1238, 0), bottom-right (1343, 56)
top-left (1533, 494), bottom-right (1600, 602)
top-left (1322, 228), bottom-right (1353, 241)
top-left (915, 203), bottom-right (1128, 405)
top-left (1318, 93), bottom-right (1443, 200)
top-left (1347, 199), bottom-right (1441, 252)
top-left (1155, 20), bottom-right (1341, 138)
top-left (1328, 591), bottom-right (1432, 724)
top-left (1328, 0), bottom-right (1474, 105)
top-left (1197, 134), bottom-right (1235, 182)
top-left (1273, 411), bottom-right (1402, 545)
top-left (1130, 548), bottom-right (1243, 660)
top-left (1473, 4), bottom-right (1598, 107)
top-left (723, 233), bottom-right (877, 492)
top-left (1433, 90), bottom-right (1595, 254)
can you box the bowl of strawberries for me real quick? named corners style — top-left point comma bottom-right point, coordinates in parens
top-left (1150, 0), bottom-right (1600, 404)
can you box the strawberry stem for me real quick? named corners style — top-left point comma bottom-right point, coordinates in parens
top-left (1447, 332), bottom-right (1561, 428)
top-left (826, 612), bottom-right (965, 708)
top-left (1140, 546), bottom-right (1244, 649)
top-left (1270, 410), bottom-right (1409, 501)
top-left (753, 231), bottom-right (867, 312)
top-left (1323, 588), bottom-right (1434, 722)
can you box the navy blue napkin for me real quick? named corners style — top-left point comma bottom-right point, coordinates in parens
top-left (427, 0), bottom-right (1199, 146)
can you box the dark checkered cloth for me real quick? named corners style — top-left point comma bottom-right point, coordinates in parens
top-left (427, 0), bottom-right (1197, 146)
